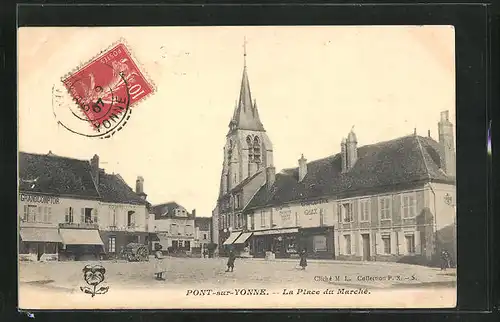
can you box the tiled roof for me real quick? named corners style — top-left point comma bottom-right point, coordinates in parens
top-left (246, 135), bottom-right (454, 210)
top-left (19, 152), bottom-right (100, 199)
top-left (97, 172), bottom-right (148, 205)
top-left (151, 202), bottom-right (194, 220)
top-left (19, 152), bottom-right (148, 206)
top-left (195, 217), bottom-right (212, 230)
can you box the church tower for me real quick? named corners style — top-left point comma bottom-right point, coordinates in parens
top-left (219, 40), bottom-right (274, 196)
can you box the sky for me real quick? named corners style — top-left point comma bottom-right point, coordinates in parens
top-left (18, 26), bottom-right (455, 217)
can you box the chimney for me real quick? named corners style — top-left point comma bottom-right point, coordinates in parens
top-left (438, 110), bottom-right (456, 177)
top-left (341, 138), bottom-right (347, 173)
top-left (298, 154), bottom-right (307, 182)
top-left (135, 176), bottom-right (147, 200)
top-left (414, 128), bottom-right (417, 136)
top-left (90, 154), bottom-right (99, 186)
top-left (346, 128), bottom-right (358, 170)
top-left (192, 209), bottom-right (196, 217)
top-left (266, 165), bottom-right (276, 190)
top-left (428, 129), bottom-right (431, 138)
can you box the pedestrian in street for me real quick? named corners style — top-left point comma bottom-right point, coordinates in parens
top-left (440, 249), bottom-right (450, 271)
top-left (299, 249), bottom-right (308, 270)
top-left (154, 245), bottom-right (166, 280)
top-left (226, 249), bottom-right (236, 272)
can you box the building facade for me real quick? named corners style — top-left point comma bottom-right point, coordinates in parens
top-left (194, 217), bottom-right (212, 252)
top-left (18, 152), bottom-right (150, 261)
top-left (151, 202), bottom-right (196, 253)
top-left (212, 53), bottom-right (456, 265)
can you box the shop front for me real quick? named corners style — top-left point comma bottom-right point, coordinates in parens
top-left (19, 227), bottom-right (62, 261)
top-left (298, 226), bottom-right (335, 259)
top-left (232, 232), bottom-right (253, 257)
top-left (59, 227), bottom-right (105, 261)
top-left (221, 231), bottom-right (242, 255)
top-left (250, 228), bottom-right (299, 258)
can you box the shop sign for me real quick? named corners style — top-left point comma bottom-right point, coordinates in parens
top-left (19, 193), bottom-right (60, 204)
top-left (300, 198), bottom-right (328, 207)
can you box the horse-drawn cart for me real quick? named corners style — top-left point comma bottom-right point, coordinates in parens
top-left (123, 242), bottom-right (149, 262)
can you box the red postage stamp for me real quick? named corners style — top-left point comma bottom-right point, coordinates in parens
top-left (62, 42), bottom-right (154, 132)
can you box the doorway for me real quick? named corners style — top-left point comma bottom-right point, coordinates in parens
top-left (361, 234), bottom-right (370, 261)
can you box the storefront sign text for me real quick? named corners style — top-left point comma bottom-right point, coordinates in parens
top-left (19, 193), bottom-right (60, 204)
top-left (300, 199), bottom-right (328, 207)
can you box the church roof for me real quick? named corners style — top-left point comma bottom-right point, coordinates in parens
top-left (229, 66), bottom-right (265, 132)
top-left (246, 135), bottom-right (454, 210)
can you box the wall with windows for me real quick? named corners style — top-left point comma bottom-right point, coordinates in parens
top-left (19, 193), bottom-right (100, 227)
top-left (153, 217), bottom-right (195, 237)
top-left (425, 183), bottom-right (456, 231)
top-left (98, 202), bottom-right (148, 232)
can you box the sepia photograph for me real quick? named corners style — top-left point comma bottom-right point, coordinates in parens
top-left (17, 26), bottom-right (456, 309)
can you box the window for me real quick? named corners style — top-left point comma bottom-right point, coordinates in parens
top-left (382, 235), bottom-right (391, 254)
top-left (260, 210), bottom-right (266, 227)
top-left (185, 225), bottom-right (193, 235)
top-left (108, 236), bottom-right (116, 253)
top-left (178, 240), bottom-right (184, 248)
top-left (127, 211), bottom-right (135, 227)
top-left (81, 208), bottom-right (95, 223)
top-left (402, 193), bottom-right (417, 219)
top-left (313, 235), bottom-right (327, 251)
top-left (379, 197), bottom-right (392, 220)
top-left (341, 203), bottom-right (353, 223)
top-left (184, 240), bottom-right (190, 250)
top-left (253, 137), bottom-right (261, 163)
top-left (405, 234), bottom-right (415, 254)
top-left (250, 214), bottom-right (255, 230)
top-left (203, 233), bottom-right (207, 240)
top-left (172, 240), bottom-right (179, 249)
top-left (344, 235), bottom-right (351, 255)
top-left (247, 136), bottom-right (253, 162)
top-left (359, 199), bottom-right (370, 222)
top-left (170, 223), bottom-right (179, 235)
top-left (65, 207), bottom-right (74, 223)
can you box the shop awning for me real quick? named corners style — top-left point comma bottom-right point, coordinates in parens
top-left (253, 228), bottom-right (299, 236)
top-left (223, 231), bottom-right (242, 245)
top-left (20, 227), bottom-right (62, 243)
top-left (59, 229), bottom-right (104, 246)
top-left (233, 232), bottom-right (253, 244)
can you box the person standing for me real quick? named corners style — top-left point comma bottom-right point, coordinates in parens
top-left (226, 249), bottom-right (236, 272)
top-left (154, 245), bottom-right (166, 280)
top-left (440, 249), bottom-right (450, 271)
top-left (299, 249), bottom-right (308, 270)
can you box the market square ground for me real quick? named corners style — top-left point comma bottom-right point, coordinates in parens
top-left (19, 256), bottom-right (456, 292)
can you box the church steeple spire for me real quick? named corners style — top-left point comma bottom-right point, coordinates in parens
top-left (228, 38), bottom-right (265, 133)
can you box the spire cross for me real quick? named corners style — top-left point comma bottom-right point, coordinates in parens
top-left (243, 36), bottom-right (247, 68)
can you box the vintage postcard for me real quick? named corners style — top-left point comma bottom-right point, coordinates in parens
top-left (17, 26), bottom-right (457, 309)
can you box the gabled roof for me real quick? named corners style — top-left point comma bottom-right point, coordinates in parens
top-left (19, 151), bottom-right (148, 206)
top-left (19, 152), bottom-right (101, 199)
top-left (151, 202), bottom-right (194, 220)
top-left (195, 217), bottom-right (212, 230)
top-left (246, 135), bottom-right (454, 210)
top-left (97, 172), bottom-right (148, 205)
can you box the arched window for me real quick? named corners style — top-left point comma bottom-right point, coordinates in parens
top-left (253, 137), bottom-right (261, 164)
top-left (227, 140), bottom-right (233, 163)
top-left (246, 136), bottom-right (253, 162)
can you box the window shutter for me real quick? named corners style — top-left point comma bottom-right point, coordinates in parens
top-left (48, 208), bottom-right (52, 223)
top-left (338, 234), bottom-right (344, 255)
top-left (65, 208), bottom-right (69, 222)
top-left (351, 233), bottom-right (356, 255)
top-left (415, 232), bottom-right (421, 255)
top-left (398, 231), bottom-right (405, 255)
top-left (390, 231), bottom-right (397, 255)
top-left (92, 209), bottom-right (98, 224)
top-left (375, 233), bottom-right (383, 255)
top-left (80, 208), bottom-right (85, 223)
